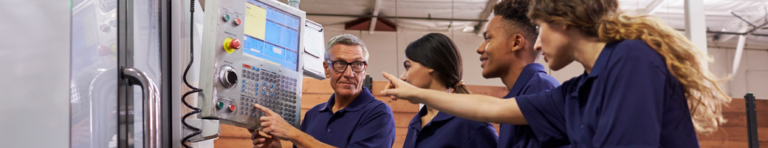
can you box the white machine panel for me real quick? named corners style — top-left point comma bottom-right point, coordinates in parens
top-left (302, 19), bottom-right (326, 80)
top-left (0, 0), bottom-right (70, 147)
top-left (199, 0), bottom-right (305, 129)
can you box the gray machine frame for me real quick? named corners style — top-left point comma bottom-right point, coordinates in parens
top-left (198, 0), bottom-right (306, 129)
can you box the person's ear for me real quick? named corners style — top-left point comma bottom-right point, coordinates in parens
top-left (323, 60), bottom-right (331, 79)
top-left (510, 34), bottom-right (526, 52)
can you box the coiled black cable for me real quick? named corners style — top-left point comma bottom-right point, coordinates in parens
top-left (180, 0), bottom-right (218, 147)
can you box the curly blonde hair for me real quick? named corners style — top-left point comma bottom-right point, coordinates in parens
top-left (528, 0), bottom-right (732, 134)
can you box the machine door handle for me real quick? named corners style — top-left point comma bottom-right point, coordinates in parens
top-left (122, 68), bottom-right (161, 148)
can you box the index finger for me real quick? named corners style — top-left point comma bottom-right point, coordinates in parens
top-left (258, 131), bottom-right (273, 138)
top-left (384, 82), bottom-right (392, 90)
top-left (382, 72), bottom-right (405, 86)
top-left (254, 104), bottom-right (277, 116)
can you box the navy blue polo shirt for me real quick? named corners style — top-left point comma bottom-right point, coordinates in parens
top-left (403, 106), bottom-right (498, 148)
top-left (516, 40), bottom-right (699, 147)
top-left (498, 63), bottom-right (561, 148)
top-left (299, 88), bottom-right (396, 148)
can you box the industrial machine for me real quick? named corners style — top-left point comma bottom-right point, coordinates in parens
top-left (6, 0), bottom-right (323, 147)
top-left (197, 0), bottom-right (306, 129)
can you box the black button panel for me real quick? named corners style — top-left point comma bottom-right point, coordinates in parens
top-left (239, 65), bottom-right (300, 127)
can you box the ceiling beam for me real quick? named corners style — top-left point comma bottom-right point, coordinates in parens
top-left (732, 34), bottom-right (746, 75)
top-left (644, 0), bottom-right (667, 15)
top-left (653, 9), bottom-right (742, 17)
top-left (307, 13), bottom-right (489, 22)
top-left (684, 0), bottom-right (708, 53)
top-left (674, 28), bottom-right (768, 36)
top-left (718, 10), bottom-right (767, 42)
top-left (745, 18), bottom-right (768, 34)
top-left (728, 13), bottom-right (766, 76)
top-left (369, 0), bottom-right (382, 34)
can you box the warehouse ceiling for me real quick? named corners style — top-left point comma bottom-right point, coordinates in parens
top-left (292, 0), bottom-right (768, 49)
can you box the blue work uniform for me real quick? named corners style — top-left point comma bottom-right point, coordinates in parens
top-left (299, 88), bottom-right (396, 148)
top-left (516, 40), bottom-right (700, 147)
top-left (403, 106), bottom-right (498, 148)
top-left (498, 63), bottom-right (563, 148)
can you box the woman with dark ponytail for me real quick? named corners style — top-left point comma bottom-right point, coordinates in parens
top-left (382, 0), bottom-right (730, 147)
top-left (396, 33), bottom-right (498, 148)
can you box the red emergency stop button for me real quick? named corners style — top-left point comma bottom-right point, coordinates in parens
top-left (230, 39), bottom-right (242, 49)
top-left (234, 18), bottom-right (242, 26)
top-left (228, 104), bottom-right (236, 112)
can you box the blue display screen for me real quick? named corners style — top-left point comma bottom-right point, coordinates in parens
top-left (243, 0), bottom-right (300, 71)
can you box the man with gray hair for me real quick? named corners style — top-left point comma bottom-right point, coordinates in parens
top-left (250, 34), bottom-right (396, 148)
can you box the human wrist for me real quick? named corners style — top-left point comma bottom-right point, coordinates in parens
top-left (411, 89), bottom-right (430, 103)
top-left (287, 127), bottom-right (304, 142)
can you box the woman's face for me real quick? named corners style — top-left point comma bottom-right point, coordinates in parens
top-left (399, 58), bottom-right (434, 89)
top-left (535, 19), bottom-right (575, 71)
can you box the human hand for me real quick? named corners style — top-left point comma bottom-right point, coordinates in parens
top-left (249, 129), bottom-right (282, 148)
top-left (380, 72), bottom-right (424, 104)
top-left (254, 104), bottom-right (300, 141)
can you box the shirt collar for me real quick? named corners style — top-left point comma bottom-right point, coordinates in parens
top-left (585, 40), bottom-right (621, 78)
top-left (507, 63), bottom-right (547, 97)
top-left (319, 87), bottom-right (375, 112)
top-left (570, 40), bottom-right (621, 97)
top-left (408, 105), bottom-right (455, 127)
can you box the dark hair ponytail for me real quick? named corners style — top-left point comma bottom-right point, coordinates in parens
top-left (452, 82), bottom-right (471, 94)
top-left (405, 33), bottom-right (471, 94)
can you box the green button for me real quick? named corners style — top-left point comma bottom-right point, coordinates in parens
top-left (217, 102), bottom-right (225, 109)
top-left (222, 14), bottom-right (230, 21)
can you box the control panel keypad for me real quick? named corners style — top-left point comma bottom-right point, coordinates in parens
top-left (229, 64), bottom-right (300, 126)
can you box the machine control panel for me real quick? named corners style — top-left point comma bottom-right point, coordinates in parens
top-left (199, 0), bottom-right (305, 129)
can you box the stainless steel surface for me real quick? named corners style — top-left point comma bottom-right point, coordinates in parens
top-left (123, 68), bottom-right (162, 148)
top-left (170, 0), bottom-right (190, 146)
top-left (0, 0), bottom-right (70, 147)
top-left (159, 0), bottom-right (173, 146)
top-left (118, 0), bottom-right (164, 147)
top-left (219, 66), bottom-right (238, 88)
top-left (302, 19), bottom-right (327, 80)
top-left (132, 0), bottom-right (164, 145)
top-left (69, 0), bottom-right (119, 147)
top-left (173, 0), bottom-right (221, 145)
top-left (117, 0), bottom-right (135, 146)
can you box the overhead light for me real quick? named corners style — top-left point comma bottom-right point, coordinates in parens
top-left (462, 26), bottom-right (474, 33)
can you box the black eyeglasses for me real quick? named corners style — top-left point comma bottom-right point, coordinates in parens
top-left (327, 60), bottom-right (367, 73)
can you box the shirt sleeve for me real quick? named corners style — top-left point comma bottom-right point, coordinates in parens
top-left (346, 104), bottom-right (396, 148)
top-left (521, 73), bottom-right (560, 95)
top-left (515, 83), bottom-right (571, 145)
top-left (592, 57), bottom-right (666, 147)
top-left (463, 123), bottom-right (498, 148)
